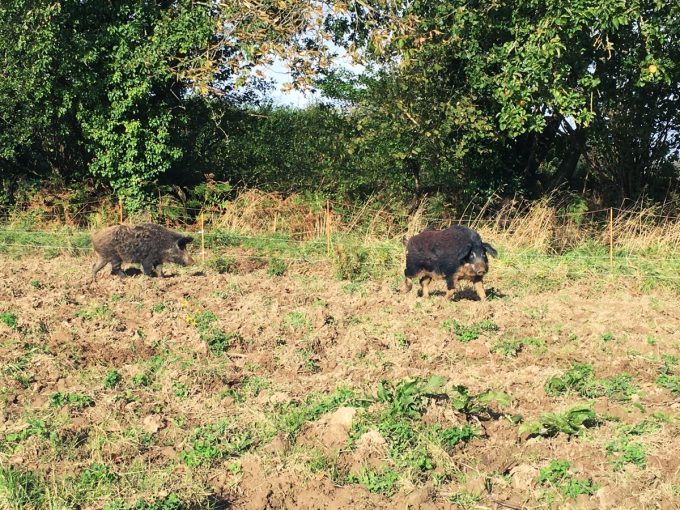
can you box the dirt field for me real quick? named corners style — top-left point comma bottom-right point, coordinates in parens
top-left (1, 250), bottom-right (679, 509)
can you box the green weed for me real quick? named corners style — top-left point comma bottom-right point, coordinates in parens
top-left (334, 242), bottom-right (370, 281)
top-left (657, 356), bottom-right (680, 395)
top-left (491, 339), bottom-right (524, 357)
top-left (274, 386), bottom-right (364, 438)
top-left (207, 330), bottom-right (238, 355)
top-left (342, 281), bottom-right (368, 296)
top-left (442, 319), bottom-right (498, 343)
top-left (394, 332), bottom-right (410, 349)
top-left (179, 420), bottom-right (253, 467)
top-left (436, 425), bottom-right (478, 449)
top-left (191, 309), bottom-right (218, 331)
top-left (3, 351), bottom-right (34, 388)
top-left (104, 369), bottom-right (122, 389)
top-left (284, 311), bottom-right (311, 332)
top-left (537, 459), bottom-right (598, 499)
top-left (206, 255), bottom-right (238, 274)
top-left (306, 450), bottom-right (339, 480)
top-left (151, 302), bottom-right (167, 313)
top-left (267, 257), bottom-right (287, 276)
top-left (351, 379), bottom-right (504, 480)
top-left (103, 494), bottom-right (186, 510)
top-left (189, 308), bottom-right (237, 354)
top-left (545, 363), bottom-right (637, 402)
top-left (448, 492), bottom-right (482, 508)
top-left (491, 338), bottom-right (546, 358)
top-left (173, 382), bottom-right (189, 399)
top-left (347, 466), bottom-right (400, 495)
top-left (450, 385), bottom-right (512, 419)
top-left (64, 463), bottom-right (118, 505)
top-left (0, 312), bottom-right (19, 330)
top-left (3, 417), bottom-right (52, 449)
top-left (377, 376), bottom-right (447, 419)
top-left (76, 303), bottom-right (111, 320)
top-left (520, 404), bottom-right (599, 438)
top-left (606, 437), bottom-right (647, 470)
top-left (49, 391), bottom-right (95, 410)
top-left (132, 373), bottom-right (152, 387)
top-left (298, 349), bottom-right (320, 373)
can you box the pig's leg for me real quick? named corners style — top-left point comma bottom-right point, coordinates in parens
top-left (418, 275), bottom-right (432, 298)
top-left (444, 274), bottom-right (459, 300)
top-left (141, 259), bottom-right (157, 277)
top-left (92, 257), bottom-right (108, 282)
top-left (110, 257), bottom-right (126, 277)
top-left (473, 277), bottom-right (486, 301)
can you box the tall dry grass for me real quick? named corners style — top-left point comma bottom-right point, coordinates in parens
top-left (4, 189), bottom-right (680, 255)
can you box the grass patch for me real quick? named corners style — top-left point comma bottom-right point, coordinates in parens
top-left (273, 386), bottom-right (366, 438)
top-left (205, 255), bottom-right (238, 274)
top-left (347, 466), bottom-right (400, 495)
top-left (179, 420), bottom-right (253, 468)
top-left (491, 337), bottom-right (546, 357)
top-left (0, 311), bottom-right (19, 330)
top-left (49, 391), bottom-right (95, 411)
top-left (448, 492), bottom-right (483, 508)
top-left (333, 238), bottom-right (397, 281)
top-left (606, 437), bottom-right (647, 470)
top-left (545, 363), bottom-right (637, 402)
top-left (104, 493), bottom-right (188, 510)
top-left (0, 228), bottom-right (91, 258)
top-left (284, 311), bottom-right (311, 332)
top-left (538, 459), bottom-right (598, 499)
top-left (76, 303), bottom-right (111, 320)
top-left (187, 308), bottom-right (239, 355)
top-left (267, 257), bottom-right (287, 276)
top-left (0, 465), bottom-right (45, 509)
top-left (104, 369), bottom-right (122, 389)
top-left (442, 319), bottom-right (499, 343)
top-left (657, 355), bottom-right (680, 395)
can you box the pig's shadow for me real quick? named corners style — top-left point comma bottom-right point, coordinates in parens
top-left (120, 268), bottom-right (179, 278)
top-left (427, 286), bottom-right (506, 301)
top-left (454, 286), bottom-right (506, 301)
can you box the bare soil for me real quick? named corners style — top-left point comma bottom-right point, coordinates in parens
top-left (1, 252), bottom-right (679, 509)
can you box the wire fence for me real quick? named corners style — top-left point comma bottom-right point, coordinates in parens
top-left (2, 233), bottom-right (680, 284)
top-left (2, 202), bottom-right (680, 283)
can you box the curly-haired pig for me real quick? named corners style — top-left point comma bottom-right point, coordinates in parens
top-left (91, 223), bottom-right (193, 280)
top-left (403, 225), bottom-right (497, 300)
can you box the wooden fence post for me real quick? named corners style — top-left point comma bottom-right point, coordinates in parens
top-left (609, 207), bottom-right (614, 269)
top-left (326, 200), bottom-right (332, 256)
top-left (200, 212), bottom-right (206, 263)
top-left (119, 198), bottom-right (124, 224)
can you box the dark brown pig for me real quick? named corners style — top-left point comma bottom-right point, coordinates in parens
top-left (92, 223), bottom-right (193, 280)
top-left (403, 225), bottom-right (497, 300)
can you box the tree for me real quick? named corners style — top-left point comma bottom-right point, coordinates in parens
top-left (0, 0), bottom-right (337, 207)
top-left (322, 0), bottom-right (680, 203)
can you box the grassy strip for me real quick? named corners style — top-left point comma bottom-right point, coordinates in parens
top-left (1, 226), bottom-right (680, 292)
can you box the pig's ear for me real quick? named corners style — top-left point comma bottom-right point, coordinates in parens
top-left (177, 236), bottom-right (193, 250)
top-left (482, 242), bottom-right (497, 258)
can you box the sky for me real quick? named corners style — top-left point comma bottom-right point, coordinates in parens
top-left (258, 58), bottom-right (318, 107)
top-left (260, 47), bottom-right (366, 107)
